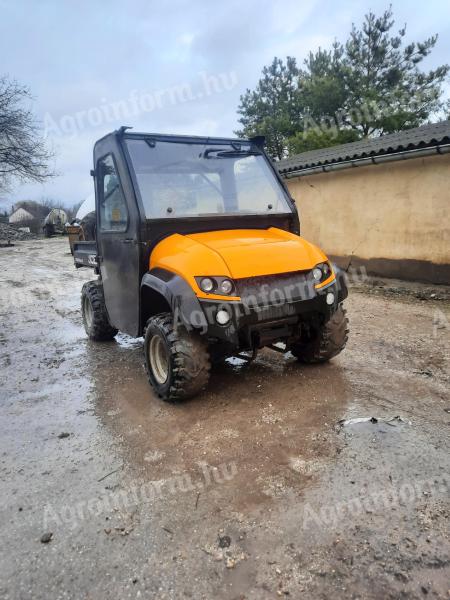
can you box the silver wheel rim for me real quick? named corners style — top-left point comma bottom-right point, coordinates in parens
top-left (149, 334), bottom-right (169, 384)
top-left (83, 295), bottom-right (93, 329)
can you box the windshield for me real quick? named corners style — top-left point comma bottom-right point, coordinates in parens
top-left (125, 139), bottom-right (292, 219)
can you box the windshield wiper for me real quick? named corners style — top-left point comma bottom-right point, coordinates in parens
top-left (203, 147), bottom-right (262, 159)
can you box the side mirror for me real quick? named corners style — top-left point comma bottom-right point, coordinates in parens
top-left (249, 135), bottom-right (266, 150)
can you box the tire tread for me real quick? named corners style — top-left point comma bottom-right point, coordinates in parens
top-left (291, 304), bottom-right (349, 363)
top-left (81, 280), bottom-right (118, 341)
top-left (144, 313), bottom-right (210, 402)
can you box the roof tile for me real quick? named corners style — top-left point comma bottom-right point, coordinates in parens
top-left (277, 121), bottom-right (450, 174)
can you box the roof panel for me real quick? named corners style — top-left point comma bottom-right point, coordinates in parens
top-left (277, 121), bottom-right (450, 174)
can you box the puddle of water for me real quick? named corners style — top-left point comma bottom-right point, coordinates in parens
top-left (115, 333), bottom-right (143, 349)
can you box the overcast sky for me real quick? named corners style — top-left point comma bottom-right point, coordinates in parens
top-left (1, 0), bottom-right (449, 209)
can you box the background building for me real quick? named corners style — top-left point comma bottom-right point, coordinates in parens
top-left (278, 121), bottom-right (450, 284)
top-left (8, 201), bottom-right (49, 233)
top-left (9, 207), bottom-right (36, 223)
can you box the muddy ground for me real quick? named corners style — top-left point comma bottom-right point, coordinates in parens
top-left (0, 237), bottom-right (449, 600)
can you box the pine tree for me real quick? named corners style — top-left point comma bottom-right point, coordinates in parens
top-left (236, 7), bottom-right (449, 157)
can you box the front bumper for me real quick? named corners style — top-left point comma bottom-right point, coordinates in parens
top-left (197, 268), bottom-right (348, 348)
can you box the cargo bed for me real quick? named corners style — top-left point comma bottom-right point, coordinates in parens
top-left (73, 241), bottom-right (98, 269)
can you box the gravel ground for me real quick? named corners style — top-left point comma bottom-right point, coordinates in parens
top-left (0, 237), bottom-right (449, 599)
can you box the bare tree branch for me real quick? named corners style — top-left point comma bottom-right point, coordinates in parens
top-left (0, 76), bottom-right (55, 192)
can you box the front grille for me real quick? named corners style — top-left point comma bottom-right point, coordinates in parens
top-left (235, 270), bottom-right (315, 308)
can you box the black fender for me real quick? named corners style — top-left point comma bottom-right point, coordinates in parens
top-left (332, 265), bottom-right (349, 303)
top-left (141, 268), bottom-right (208, 333)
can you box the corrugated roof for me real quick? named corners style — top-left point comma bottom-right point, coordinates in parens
top-left (277, 120), bottom-right (450, 175)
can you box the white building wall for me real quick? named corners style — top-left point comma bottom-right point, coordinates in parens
top-left (9, 208), bottom-right (34, 223)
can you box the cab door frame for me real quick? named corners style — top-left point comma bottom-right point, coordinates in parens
top-left (93, 133), bottom-right (143, 336)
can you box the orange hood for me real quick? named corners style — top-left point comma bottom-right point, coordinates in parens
top-left (150, 228), bottom-right (329, 299)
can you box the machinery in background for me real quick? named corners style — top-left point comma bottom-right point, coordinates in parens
top-left (43, 208), bottom-right (68, 238)
top-left (66, 195), bottom-right (96, 254)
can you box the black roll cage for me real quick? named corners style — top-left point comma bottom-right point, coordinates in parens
top-left (93, 128), bottom-right (300, 238)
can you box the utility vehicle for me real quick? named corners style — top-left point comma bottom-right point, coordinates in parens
top-left (43, 208), bottom-right (68, 237)
top-left (74, 127), bottom-right (349, 401)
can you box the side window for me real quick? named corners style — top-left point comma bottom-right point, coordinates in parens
top-left (98, 154), bottom-right (129, 231)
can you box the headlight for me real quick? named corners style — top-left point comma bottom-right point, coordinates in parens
top-left (312, 267), bottom-right (323, 281)
top-left (196, 276), bottom-right (235, 295)
top-left (200, 277), bottom-right (214, 293)
top-left (312, 262), bottom-right (333, 284)
top-left (219, 279), bottom-right (233, 295)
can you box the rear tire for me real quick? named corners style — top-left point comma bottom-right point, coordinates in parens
top-left (144, 313), bottom-right (210, 402)
top-left (291, 304), bottom-right (349, 363)
top-left (81, 281), bottom-right (118, 341)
